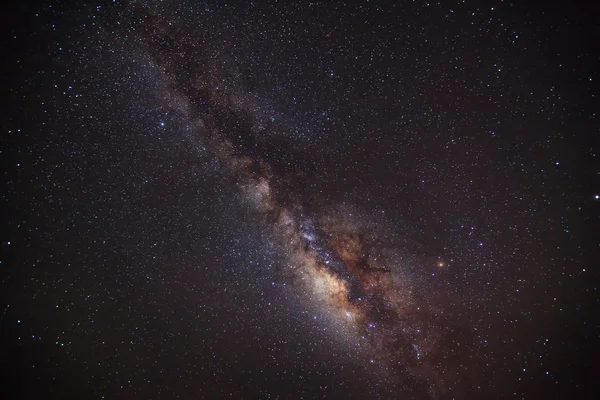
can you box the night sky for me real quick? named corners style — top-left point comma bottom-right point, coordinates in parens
top-left (1, 1), bottom-right (599, 399)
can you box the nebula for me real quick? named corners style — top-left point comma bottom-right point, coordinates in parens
top-left (198, 130), bottom-right (448, 395)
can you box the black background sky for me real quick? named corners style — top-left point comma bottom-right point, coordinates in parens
top-left (1, 1), bottom-right (599, 399)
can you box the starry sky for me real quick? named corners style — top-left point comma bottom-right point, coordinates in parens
top-left (1, 1), bottom-right (599, 399)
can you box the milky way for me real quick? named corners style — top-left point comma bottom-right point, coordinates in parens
top-left (134, 7), bottom-right (470, 395)
top-left (3, 1), bottom-right (596, 399)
